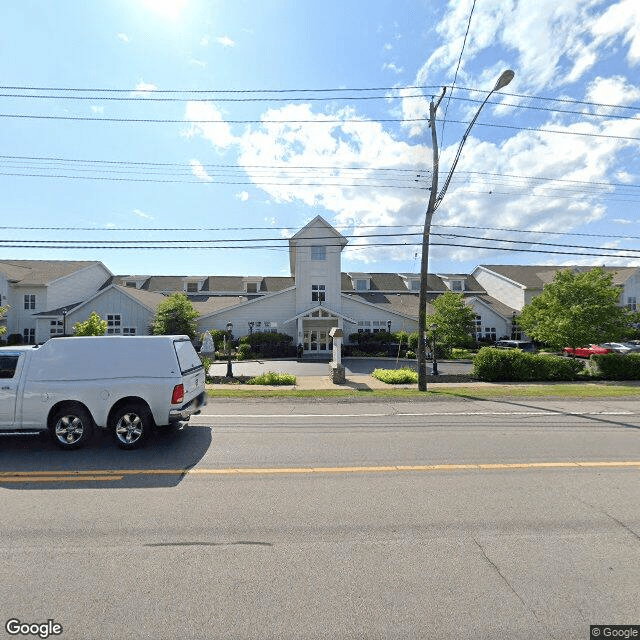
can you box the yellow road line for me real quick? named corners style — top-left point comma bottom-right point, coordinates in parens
top-left (1, 460), bottom-right (639, 483)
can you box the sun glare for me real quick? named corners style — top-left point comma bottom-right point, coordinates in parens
top-left (141, 0), bottom-right (188, 21)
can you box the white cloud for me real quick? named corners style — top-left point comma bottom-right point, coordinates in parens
top-left (189, 58), bottom-right (207, 68)
top-left (217, 35), bottom-right (236, 48)
top-left (382, 62), bottom-right (404, 75)
top-left (141, 0), bottom-right (188, 21)
top-left (116, 33), bottom-right (130, 43)
top-left (189, 160), bottom-right (213, 182)
top-left (585, 75), bottom-right (640, 113)
top-left (237, 191), bottom-right (250, 201)
top-left (418, 0), bottom-right (640, 96)
top-left (132, 208), bottom-right (153, 220)
top-left (200, 36), bottom-right (209, 46)
top-left (90, 105), bottom-right (104, 114)
top-left (183, 102), bottom-right (237, 149)
top-left (132, 79), bottom-right (158, 96)
top-left (613, 218), bottom-right (632, 225)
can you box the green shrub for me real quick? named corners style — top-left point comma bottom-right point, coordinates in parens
top-left (405, 350), bottom-right (416, 359)
top-left (451, 348), bottom-right (474, 359)
top-left (372, 368), bottom-right (418, 384)
top-left (246, 371), bottom-right (296, 386)
top-left (473, 347), bottom-right (585, 382)
top-left (590, 353), bottom-right (640, 380)
top-left (236, 343), bottom-right (251, 361)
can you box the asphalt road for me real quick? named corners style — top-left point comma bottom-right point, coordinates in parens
top-left (1, 397), bottom-right (639, 640)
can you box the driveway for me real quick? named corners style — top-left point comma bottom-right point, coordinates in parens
top-left (208, 357), bottom-right (473, 378)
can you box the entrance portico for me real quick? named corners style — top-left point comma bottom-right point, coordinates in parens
top-left (286, 305), bottom-right (355, 355)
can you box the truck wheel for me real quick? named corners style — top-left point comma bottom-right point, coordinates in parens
top-left (111, 403), bottom-right (151, 450)
top-left (50, 405), bottom-right (94, 450)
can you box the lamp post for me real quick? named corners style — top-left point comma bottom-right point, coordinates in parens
top-left (62, 308), bottom-right (67, 337)
top-left (248, 321), bottom-right (254, 335)
top-left (430, 323), bottom-right (439, 376)
top-left (418, 69), bottom-right (515, 391)
top-left (226, 321), bottom-right (234, 378)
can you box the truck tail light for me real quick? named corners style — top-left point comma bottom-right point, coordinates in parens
top-left (171, 384), bottom-right (184, 404)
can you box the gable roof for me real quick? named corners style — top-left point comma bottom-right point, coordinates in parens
top-left (478, 265), bottom-right (638, 289)
top-left (0, 260), bottom-right (108, 286)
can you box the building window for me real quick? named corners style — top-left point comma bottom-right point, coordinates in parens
top-left (107, 314), bottom-right (122, 334)
top-left (355, 279), bottom-right (368, 291)
top-left (484, 327), bottom-right (497, 341)
top-left (24, 294), bottom-right (36, 310)
top-left (410, 280), bottom-right (420, 291)
top-left (122, 327), bottom-right (136, 335)
top-left (186, 282), bottom-right (199, 293)
top-left (50, 320), bottom-right (63, 336)
top-left (628, 297), bottom-right (637, 311)
top-left (312, 284), bottom-right (326, 302)
top-left (125, 281), bottom-right (137, 288)
top-left (23, 328), bottom-right (35, 344)
top-left (474, 315), bottom-right (482, 339)
top-left (451, 280), bottom-right (463, 291)
top-left (246, 283), bottom-right (258, 293)
top-left (311, 246), bottom-right (326, 260)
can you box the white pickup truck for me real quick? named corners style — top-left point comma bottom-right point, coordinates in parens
top-left (0, 335), bottom-right (207, 450)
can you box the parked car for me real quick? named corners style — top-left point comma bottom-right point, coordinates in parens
top-left (495, 340), bottom-right (537, 352)
top-left (563, 344), bottom-right (611, 358)
top-left (599, 342), bottom-right (640, 354)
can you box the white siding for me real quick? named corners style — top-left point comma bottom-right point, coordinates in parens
top-left (473, 268), bottom-right (526, 310)
top-left (197, 290), bottom-right (298, 339)
top-left (47, 264), bottom-right (111, 310)
top-left (65, 288), bottom-right (154, 336)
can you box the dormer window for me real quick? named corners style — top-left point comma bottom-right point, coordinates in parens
top-left (451, 280), bottom-right (463, 291)
top-left (311, 246), bottom-right (326, 260)
top-left (246, 283), bottom-right (258, 293)
top-left (183, 277), bottom-right (205, 293)
top-left (355, 279), bottom-right (368, 291)
top-left (186, 282), bottom-right (199, 293)
top-left (243, 277), bottom-right (262, 293)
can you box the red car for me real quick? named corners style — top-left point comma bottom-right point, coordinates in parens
top-left (563, 344), bottom-right (612, 358)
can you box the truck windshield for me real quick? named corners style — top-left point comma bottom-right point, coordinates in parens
top-left (173, 340), bottom-right (203, 374)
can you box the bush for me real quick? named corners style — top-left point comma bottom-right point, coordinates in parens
top-left (372, 367), bottom-right (418, 384)
top-left (244, 331), bottom-right (294, 358)
top-left (246, 371), bottom-right (296, 386)
top-left (405, 350), bottom-right (416, 359)
top-left (237, 343), bottom-right (251, 361)
top-left (590, 353), bottom-right (640, 380)
top-left (451, 348), bottom-right (474, 359)
top-left (473, 347), bottom-right (585, 382)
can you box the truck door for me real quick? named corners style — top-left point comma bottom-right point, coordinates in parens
top-left (0, 352), bottom-right (21, 426)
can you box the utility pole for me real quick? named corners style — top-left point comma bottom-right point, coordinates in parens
top-left (417, 70), bottom-right (515, 392)
top-left (417, 87), bottom-right (446, 392)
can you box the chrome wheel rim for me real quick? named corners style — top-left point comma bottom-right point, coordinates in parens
top-left (55, 415), bottom-right (85, 445)
top-left (115, 412), bottom-right (143, 445)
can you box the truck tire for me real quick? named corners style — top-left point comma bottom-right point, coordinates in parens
top-left (111, 403), bottom-right (151, 450)
top-left (50, 405), bottom-right (94, 450)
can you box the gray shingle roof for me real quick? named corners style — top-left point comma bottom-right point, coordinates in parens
top-left (479, 265), bottom-right (638, 289)
top-left (0, 260), bottom-right (102, 285)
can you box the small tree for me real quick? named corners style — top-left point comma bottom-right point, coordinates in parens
top-left (426, 291), bottom-right (476, 353)
top-left (0, 305), bottom-right (8, 337)
top-left (518, 267), bottom-right (629, 352)
top-left (73, 312), bottom-right (107, 336)
top-left (152, 293), bottom-right (199, 339)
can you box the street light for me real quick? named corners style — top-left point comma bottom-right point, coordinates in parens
top-left (226, 321), bottom-right (234, 378)
top-left (248, 321), bottom-right (254, 335)
top-left (430, 323), bottom-right (439, 376)
top-left (62, 308), bottom-right (67, 336)
top-left (417, 69), bottom-right (515, 391)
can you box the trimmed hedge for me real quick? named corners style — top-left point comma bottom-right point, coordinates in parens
top-left (473, 347), bottom-right (585, 382)
top-left (590, 353), bottom-right (640, 380)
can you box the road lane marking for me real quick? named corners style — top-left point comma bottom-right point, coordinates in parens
top-left (196, 410), bottom-right (635, 419)
top-left (1, 461), bottom-right (639, 482)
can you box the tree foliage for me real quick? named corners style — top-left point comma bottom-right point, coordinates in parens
top-left (426, 291), bottom-right (476, 349)
top-left (518, 267), bottom-right (629, 350)
top-left (152, 293), bottom-right (199, 339)
top-left (0, 305), bottom-right (8, 336)
top-left (73, 311), bottom-right (107, 336)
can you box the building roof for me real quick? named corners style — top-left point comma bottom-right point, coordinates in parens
top-left (478, 265), bottom-right (638, 289)
top-left (0, 260), bottom-right (105, 286)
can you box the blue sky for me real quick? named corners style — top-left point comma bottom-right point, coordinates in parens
top-left (1, 0), bottom-right (639, 277)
